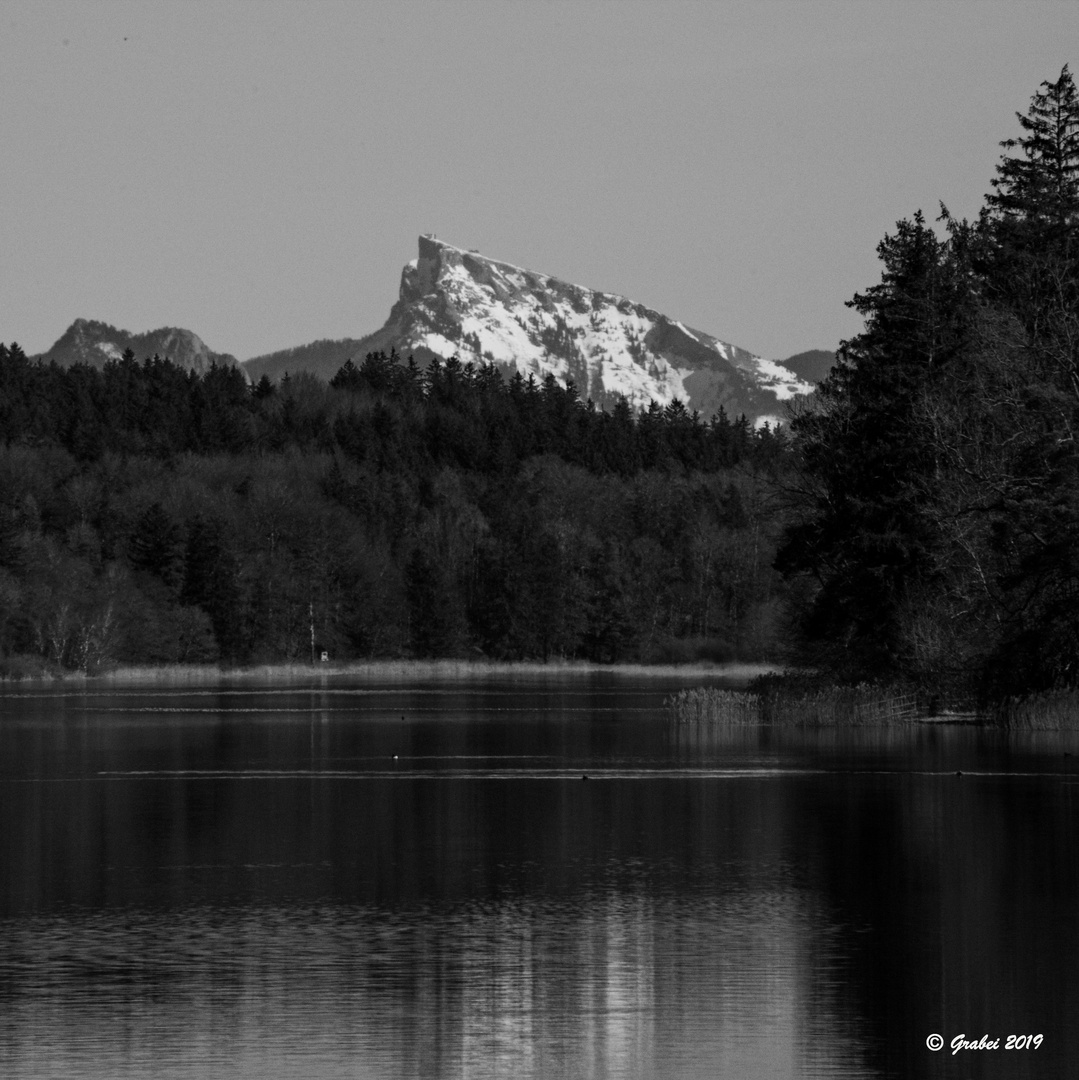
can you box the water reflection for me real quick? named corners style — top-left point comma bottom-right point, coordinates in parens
top-left (1, 673), bottom-right (1078, 1078)
top-left (0, 888), bottom-right (873, 1080)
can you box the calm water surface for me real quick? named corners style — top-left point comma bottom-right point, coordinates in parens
top-left (1, 671), bottom-right (1078, 1079)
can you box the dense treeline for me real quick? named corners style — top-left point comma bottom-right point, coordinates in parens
top-left (778, 66), bottom-right (1079, 700)
top-left (0, 343), bottom-right (790, 674)
top-left (0, 345), bottom-right (775, 472)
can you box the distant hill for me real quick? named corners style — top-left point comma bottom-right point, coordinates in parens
top-left (35, 318), bottom-right (243, 376)
top-left (779, 349), bottom-right (836, 384)
top-left (243, 337), bottom-right (377, 384)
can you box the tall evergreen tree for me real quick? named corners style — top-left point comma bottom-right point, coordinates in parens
top-left (987, 65), bottom-right (1079, 245)
top-left (776, 212), bottom-right (979, 681)
top-left (181, 514), bottom-right (243, 659)
top-left (128, 500), bottom-right (179, 569)
top-left (976, 66), bottom-right (1079, 691)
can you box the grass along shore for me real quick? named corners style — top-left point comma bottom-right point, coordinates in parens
top-left (0, 657), bottom-right (783, 689)
top-left (9, 656), bottom-right (1078, 730)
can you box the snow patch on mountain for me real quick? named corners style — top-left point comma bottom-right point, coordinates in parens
top-left (35, 318), bottom-right (243, 376)
top-left (96, 341), bottom-right (123, 362)
top-left (370, 236), bottom-right (812, 421)
top-left (240, 236), bottom-right (819, 421)
top-left (752, 357), bottom-right (815, 400)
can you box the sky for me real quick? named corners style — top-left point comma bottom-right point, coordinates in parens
top-left (2, 1), bottom-right (1077, 363)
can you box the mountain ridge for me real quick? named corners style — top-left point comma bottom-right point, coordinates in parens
top-left (29, 242), bottom-right (829, 422)
top-left (33, 318), bottom-right (242, 376)
top-left (245, 236), bottom-right (817, 422)
top-left (780, 349), bottom-right (836, 384)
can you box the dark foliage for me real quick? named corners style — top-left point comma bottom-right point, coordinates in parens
top-left (778, 66), bottom-right (1079, 699)
top-left (0, 338), bottom-right (790, 672)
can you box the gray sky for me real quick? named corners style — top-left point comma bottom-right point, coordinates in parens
top-left (2, 1), bottom-right (1076, 362)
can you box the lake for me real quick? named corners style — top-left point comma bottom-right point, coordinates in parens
top-left (1, 669), bottom-right (1077, 1078)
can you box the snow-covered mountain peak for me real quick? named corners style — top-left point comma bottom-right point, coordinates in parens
top-left (379, 235), bottom-right (812, 422)
top-left (239, 237), bottom-right (817, 422)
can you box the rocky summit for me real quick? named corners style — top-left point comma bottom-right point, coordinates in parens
top-left (244, 236), bottom-right (816, 423)
top-left (377, 235), bottom-right (812, 422)
top-left (35, 318), bottom-right (242, 375)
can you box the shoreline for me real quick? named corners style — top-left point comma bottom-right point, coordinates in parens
top-left (7, 662), bottom-right (1077, 730)
top-left (2, 658), bottom-right (785, 690)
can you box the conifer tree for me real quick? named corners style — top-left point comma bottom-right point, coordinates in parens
top-left (181, 514), bottom-right (243, 658)
top-left (983, 65), bottom-right (1079, 346)
top-left (976, 67), bottom-right (1079, 690)
top-left (776, 212), bottom-right (977, 681)
top-left (987, 65), bottom-right (1079, 244)
top-left (128, 502), bottom-right (184, 594)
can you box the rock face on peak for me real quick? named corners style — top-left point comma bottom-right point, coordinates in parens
top-left (243, 236), bottom-right (816, 422)
top-left (379, 236), bottom-right (813, 421)
top-left (35, 319), bottom-right (242, 376)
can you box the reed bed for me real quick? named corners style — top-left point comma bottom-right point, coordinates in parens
top-left (666, 688), bottom-right (761, 725)
top-left (759, 684), bottom-right (918, 727)
top-left (668, 681), bottom-right (919, 727)
top-left (991, 689), bottom-right (1079, 730)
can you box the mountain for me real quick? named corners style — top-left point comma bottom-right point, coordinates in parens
top-left (779, 349), bottom-right (836, 384)
top-left (35, 318), bottom-right (243, 375)
top-left (244, 236), bottom-right (814, 423)
top-left (244, 337), bottom-right (372, 384)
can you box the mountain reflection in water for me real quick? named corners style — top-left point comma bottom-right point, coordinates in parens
top-left (1, 672), bottom-right (1077, 1079)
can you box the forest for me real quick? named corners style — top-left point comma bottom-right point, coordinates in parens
top-left (0, 344), bottom-right (789, 674)
top-left (1, 66), bottom-right (1077, 703)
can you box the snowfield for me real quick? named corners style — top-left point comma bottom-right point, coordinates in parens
top-left (389, 236), bottom-right (813, 419)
